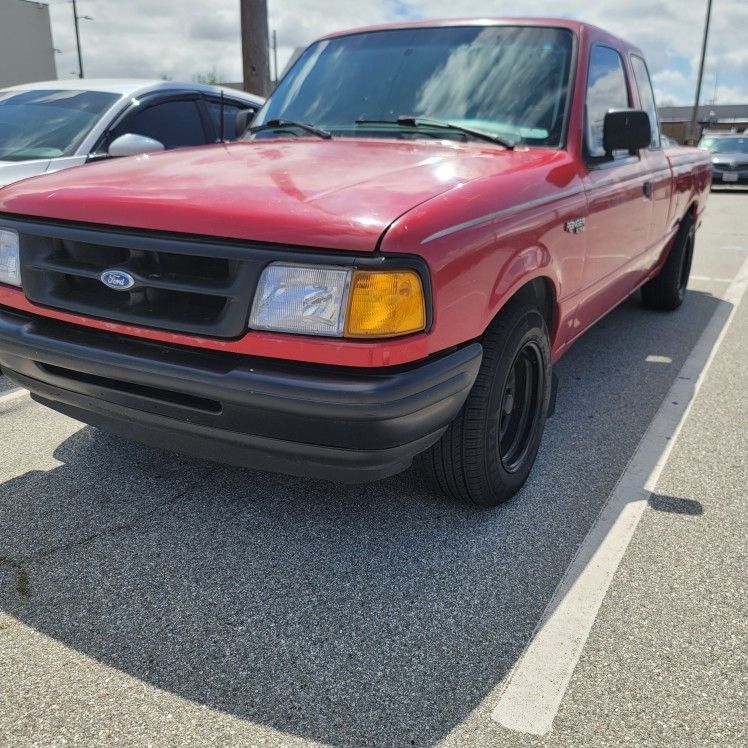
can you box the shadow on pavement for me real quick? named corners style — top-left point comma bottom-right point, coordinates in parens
top-left (0, 289), bottom-right (723, 747)
top-left (648, 494), bottom-right (704, 516)
top-left (0, 375), bottom-right (18, 395)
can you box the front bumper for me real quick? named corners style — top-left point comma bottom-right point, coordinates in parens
top-left (0, 307), bottom-right (482, 482)
top-left (711, 166), bottom-right (748, 183)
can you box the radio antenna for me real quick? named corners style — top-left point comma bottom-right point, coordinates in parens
top-left (219, 89), bottom-right (225, 143)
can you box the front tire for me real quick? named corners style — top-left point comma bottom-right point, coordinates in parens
top-left (641, 215), bottom-right (695, 311)
top-left (424, 298), bottom-right (551, 507)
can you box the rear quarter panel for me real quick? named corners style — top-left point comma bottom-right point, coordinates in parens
top-left (664, 146), bottom-right (712, 228)
top-left (641, 145), bottom-right (712, 281)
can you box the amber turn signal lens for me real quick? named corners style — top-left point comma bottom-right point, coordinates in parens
top-left (345, 270), bottom-right (426, 338)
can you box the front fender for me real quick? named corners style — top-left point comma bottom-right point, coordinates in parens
top-left (380, 160), bottom-right (586, 359)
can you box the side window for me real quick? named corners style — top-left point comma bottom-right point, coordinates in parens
top-left (205, 100), bottom-right (253, 140)
top-left (585, 45), bottom-right (630, 158)
top-left (111, 100), bottom-right (206, 149)
top-left (631, 56), bottom-right (660, 149)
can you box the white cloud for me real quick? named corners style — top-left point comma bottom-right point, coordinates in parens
top-left (44, 0), bottom-right (748, 104)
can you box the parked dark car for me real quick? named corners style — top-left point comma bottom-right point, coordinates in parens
top-left (699, 133), bottom-right (748, 184)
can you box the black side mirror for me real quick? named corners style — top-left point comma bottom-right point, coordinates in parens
top-left (603, 109), bottom-right (651, 155)
top-left (236, 108), bottom-right (256, 138)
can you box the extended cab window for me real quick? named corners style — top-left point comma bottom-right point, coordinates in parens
top-left (631, 56), bottom-right (660, 149)
top-left (110, 99), bottom-right (206, 149)
top-left (585, 45), bottom-right (630, 158)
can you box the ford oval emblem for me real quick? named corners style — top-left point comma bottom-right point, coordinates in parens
top-left (100, 269), bottom-right (135, 291)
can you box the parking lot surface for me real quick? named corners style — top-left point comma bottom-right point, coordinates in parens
top-left (1, 191), bottom-right (746, 747)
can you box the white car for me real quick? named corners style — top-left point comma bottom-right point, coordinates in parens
top-left (0, 79), bottom-right (264, 188)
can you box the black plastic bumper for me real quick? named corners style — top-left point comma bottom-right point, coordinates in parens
top-left (0, 307), bottom-right (482, 482)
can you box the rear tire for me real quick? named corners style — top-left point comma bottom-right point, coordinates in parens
top-left (424, 298), bottom-right (551, 507)
top-left (641, 215), bottom-right (695, 311)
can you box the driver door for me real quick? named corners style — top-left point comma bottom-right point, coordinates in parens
top-left (576, 44), bottom-right (653, 332)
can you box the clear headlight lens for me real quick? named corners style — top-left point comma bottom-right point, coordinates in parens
top-left (249, 263), bottom-right (352, 336)
top-left (0, 228), bottom-right (21, 287)
top-left (249, 262), bottom-right (427, 339)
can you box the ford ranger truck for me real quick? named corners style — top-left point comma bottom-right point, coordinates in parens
top-left (0, 19), bottom-right (711, 507)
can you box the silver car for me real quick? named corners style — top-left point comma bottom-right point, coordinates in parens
top-left (0, 79), bottom-right (264, 188)
top-left (698, 133), bottom-right (748, 185)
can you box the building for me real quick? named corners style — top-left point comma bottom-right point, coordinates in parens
top-left (658, 104), bottom-right (748, 144)
top-left (0, 0), bottom-right (57, 88)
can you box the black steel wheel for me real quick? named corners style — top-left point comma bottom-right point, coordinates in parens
top-left (499, 342), bottom-right (544, 474)
top-left (424, 297), bottom-right (551, 507)
top-left (642, 215), bottom-right (695, 311)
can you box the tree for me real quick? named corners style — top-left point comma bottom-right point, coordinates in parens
top-left (193, 68), bottom-right (222, 85)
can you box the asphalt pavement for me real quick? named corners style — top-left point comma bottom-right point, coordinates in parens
top-left (0, 190), bottom-right (746, 747)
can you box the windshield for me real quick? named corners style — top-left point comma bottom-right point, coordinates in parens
top-left (700, 136), bottom-right (748, 154)
top-left (0, 89), bottom-right (119, 162)
top-left (253, 25), bottom-right (574, 147)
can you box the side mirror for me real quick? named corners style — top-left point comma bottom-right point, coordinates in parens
top-left (108, 133), bottom-right (165, 158)
top-left (235, 108), bottom-right (256, 138)
top-left (603, 109), bottom-right (651, 155)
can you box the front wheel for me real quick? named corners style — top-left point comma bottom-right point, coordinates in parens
top-left (424, 298), bottom-right (551, 507)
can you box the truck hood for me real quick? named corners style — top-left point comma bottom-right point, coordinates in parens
top-left (0, 140), bottom-right (553, 252)
top-left (0, 159), bottom-right (51, 189)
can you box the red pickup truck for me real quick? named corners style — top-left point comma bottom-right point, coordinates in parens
top-left (0, 19), bottom-right (710, 506)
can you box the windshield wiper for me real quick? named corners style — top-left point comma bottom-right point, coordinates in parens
top-left (249, 119), bottom-right (332, 140)
top-left (355, 116), bottom-right (514, 149)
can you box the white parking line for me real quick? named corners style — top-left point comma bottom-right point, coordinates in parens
top-left (0, 388), bottom-right (28, 406)
top-left (491, 255), bottom-right (748, 736)
top-left (690, 274), bottom-right (735, 283)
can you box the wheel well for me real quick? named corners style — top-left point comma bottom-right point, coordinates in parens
top-left (492, 277), bottom-right (556, 338)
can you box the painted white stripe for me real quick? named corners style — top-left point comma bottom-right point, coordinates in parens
top-left (690, 274), bottom-right (736, 283)
top-left (491, 255), bottom-right (748, 736)
top-left (0, 388), bottom-right (28, 405)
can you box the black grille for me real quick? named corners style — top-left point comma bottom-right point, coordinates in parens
top-left (713, 161), bottom-right (748, 172)
top-left (18, 224), bottom-right (261, 338)
top-left (5, 217), bottom-right (411, 338)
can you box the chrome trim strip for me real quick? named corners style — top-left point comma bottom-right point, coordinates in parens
top-left (420, 186), bottom-right (584, 244)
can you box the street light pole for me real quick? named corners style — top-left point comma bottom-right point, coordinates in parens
top-left (72, 0), bottom-right (84, 78)
top-left (688, 0), bottom-right (713, 144)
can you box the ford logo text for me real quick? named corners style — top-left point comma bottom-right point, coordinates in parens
top-left (100, 269), bottom-right (135, 291)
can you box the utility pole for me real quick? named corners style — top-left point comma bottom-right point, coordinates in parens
top-left (72, 0), bottom-right (84, 78)
top-left (688, 0), bottom-right (713, 144)
top-left (240, 0), bottom-right (271, 96)
top-left (71, 0), bottom-right (93, 79)
top-left (711, 69), bottom-right (719, 105)
top-left (272, 29), bottom-right (278, 87)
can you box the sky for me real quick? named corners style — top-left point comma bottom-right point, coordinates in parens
top-left (44, 0), bottom-right (747, 107)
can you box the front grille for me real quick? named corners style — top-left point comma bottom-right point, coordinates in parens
top-left (19, 228), bottom-right (259, 337)
top-left (4, 217), bottom-right (383, 338)
top-left (713, 161), bottom-right (748, 172)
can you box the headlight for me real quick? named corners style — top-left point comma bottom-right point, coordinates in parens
top-left (0, 228), bottom-right (21, 287)
top-left (249, 263), bottom-right (352, 336)
top-left (249, 262), bottom-right (427, 339)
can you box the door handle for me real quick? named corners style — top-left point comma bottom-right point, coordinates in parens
top-left (643, 180), bottom-right (653, 198)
